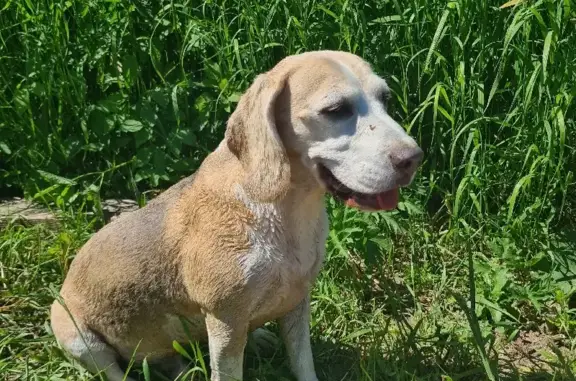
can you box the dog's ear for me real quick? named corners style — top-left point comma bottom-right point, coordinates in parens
top-left (225, 73), bottom-right (290, 202)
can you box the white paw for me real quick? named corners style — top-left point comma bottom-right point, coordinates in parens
top-left (248, 327), bottom-right (281, 353)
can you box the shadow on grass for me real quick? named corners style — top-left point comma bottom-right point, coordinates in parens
top-left (244, 333), bottom-right (570, 381)
top-left (47, 322), bottom-right (574, 381)
top-left (118, 277), bottom-right (573, 381)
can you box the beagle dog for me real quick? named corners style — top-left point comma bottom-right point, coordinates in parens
top-left (50, 50), bottom-right (423, 381)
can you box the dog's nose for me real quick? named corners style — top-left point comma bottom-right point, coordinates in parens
top-left (389, 146), bottom-right (424, 171)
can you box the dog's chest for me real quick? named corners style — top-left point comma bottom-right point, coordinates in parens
top-left (238, 196), bottom-right (328, 319)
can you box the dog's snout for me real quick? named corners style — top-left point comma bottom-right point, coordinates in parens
top-left (389, 146), bottom-right (424, 171)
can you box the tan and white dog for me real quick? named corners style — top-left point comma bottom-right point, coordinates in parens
top-left (50, 50), bottom-right (423, 381)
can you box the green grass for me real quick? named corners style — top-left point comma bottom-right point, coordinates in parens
top-left (1, 206), bottom-right (575, 380)
top-left (1, 0), bottom-right (576, 379)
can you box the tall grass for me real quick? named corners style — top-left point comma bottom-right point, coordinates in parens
top-left (1, 0), bottom-right (575, 379)
top-left (1, 0), bottom-right (574, 225)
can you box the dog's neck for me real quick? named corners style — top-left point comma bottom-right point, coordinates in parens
top-left (282, 155), bottom-right (326, 213)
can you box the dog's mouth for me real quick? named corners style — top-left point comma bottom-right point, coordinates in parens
top-left (317, 164), bottom-right (399, 211)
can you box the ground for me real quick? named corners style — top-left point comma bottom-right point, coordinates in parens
top-left (1, 203), bottom-right (574, 381)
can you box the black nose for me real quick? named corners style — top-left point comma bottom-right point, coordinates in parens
top-left (389, 146), bottom-right (424, 171)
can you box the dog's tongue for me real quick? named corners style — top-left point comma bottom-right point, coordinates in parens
top-left (345, 188), bottom-right (399, 211)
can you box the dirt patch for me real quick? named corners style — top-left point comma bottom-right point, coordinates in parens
top-left (0, 198), bottom-right (140, 230)
top-left (496, 328), bottom-right (574, 377)
top-left (0, 198), bottom-right (59, 229)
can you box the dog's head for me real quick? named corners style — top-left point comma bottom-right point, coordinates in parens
top-left (226, 50), bottom-right (423, 211)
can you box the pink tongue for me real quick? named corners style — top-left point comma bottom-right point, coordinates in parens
top-left (345, 188), bottom-right (399, 211)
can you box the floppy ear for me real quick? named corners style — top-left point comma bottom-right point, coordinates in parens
top-left (225, 73), bottom-right (290, 202)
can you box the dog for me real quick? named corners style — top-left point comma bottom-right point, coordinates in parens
top-left (50, 50), bottom-right (423, 381)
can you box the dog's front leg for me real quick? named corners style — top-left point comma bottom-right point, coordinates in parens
top-left (279, 295), bottom-right (319, 381)
top-left (205, 314), bottom-right (247, 381)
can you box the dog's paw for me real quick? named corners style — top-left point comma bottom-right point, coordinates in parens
top-left (248, 327), bottom-right (281, 354)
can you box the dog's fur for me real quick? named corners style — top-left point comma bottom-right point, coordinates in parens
top-left (50, 50), bottom-right (423, 381)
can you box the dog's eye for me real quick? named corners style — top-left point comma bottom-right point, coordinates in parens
top-left (321, 102), bottom-right (353, 119)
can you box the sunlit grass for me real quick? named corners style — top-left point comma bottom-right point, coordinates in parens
top-left (0, 0), bottom-right (575, 379)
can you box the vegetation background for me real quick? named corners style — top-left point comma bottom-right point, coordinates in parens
top-left (1, 0), bottom-right (575, 380)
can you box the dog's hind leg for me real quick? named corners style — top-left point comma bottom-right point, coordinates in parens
top-left (50, 301), bottom-right (135, 381)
